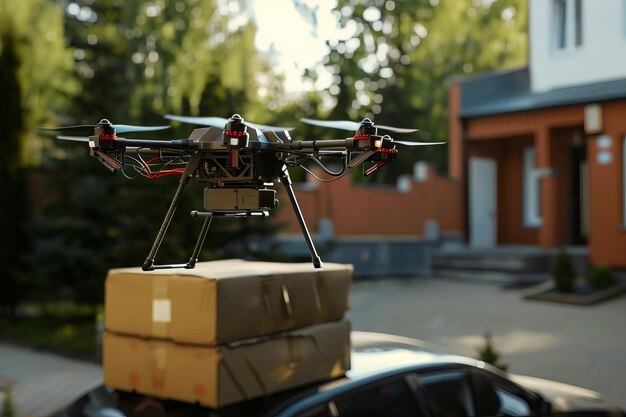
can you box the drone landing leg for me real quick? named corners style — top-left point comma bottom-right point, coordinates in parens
top-left (185, 214), bottom-right (212, 269)
top-left (279, 166), bottom-right (323, 269)
top-left (142, 153), bottom-right (201, 271)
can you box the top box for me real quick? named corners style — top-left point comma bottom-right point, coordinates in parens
top-left (105, 259), bottom-right (353, 345)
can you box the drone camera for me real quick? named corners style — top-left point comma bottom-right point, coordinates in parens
top-left (204, 187), bottom-right (278, 211)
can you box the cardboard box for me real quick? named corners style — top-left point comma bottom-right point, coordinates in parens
top-left (103, 320), bottom-right (351, 408)
top-left (105, 260), bottom-right (352, 345)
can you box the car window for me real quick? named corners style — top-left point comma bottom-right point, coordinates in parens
top-left (494, 387), bottom-right (531, 416)
top-left (419, 371), bottom-right (474, 417)
top-left (470, 371), bottom-right (531, 417)
top-left (419, 369), bottom-right (534, 417)
top-left (331, 378), bottom-right (424, 417)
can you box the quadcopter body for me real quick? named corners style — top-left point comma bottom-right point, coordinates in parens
top-left (51, 114), bottom-right (442, 270)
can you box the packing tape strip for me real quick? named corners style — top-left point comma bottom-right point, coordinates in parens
top-left (288, 333), bottom-right (329, 358)
top-left (151, 346), bottom-right (167, 390)
top-left (259, 278), bottom-right (274, 334)
top-left (281, 281), bottom-right (296, 329)
top-left (220, 351), bottom-right (254, 400)
top-left (314, 272), bottom-right (329, 319)
top-left (286, 335), bottom-right (304, 368)
top-left (152, 275), bottom-right (169, 338)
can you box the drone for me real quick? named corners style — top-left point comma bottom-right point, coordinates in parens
top-left (49, 114), bottom-right (443, 270)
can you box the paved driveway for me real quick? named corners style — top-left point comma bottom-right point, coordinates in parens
top-left (0, 344), bottom-right (101, 417)
top-left (347, 277), bottom-right (626, 409)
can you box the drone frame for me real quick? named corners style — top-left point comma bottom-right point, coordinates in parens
top-left (53, 115), bottom-right (441, 270)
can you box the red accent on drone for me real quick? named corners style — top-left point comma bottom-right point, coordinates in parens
top-left (225, 130), bottom-right (246, 137)
top-left (353, 134), bottom-right (370, 140)
top-left (99, 134), bottom-right (118, 140)
top-left (378, 148), bottom-right (398, 154)
top-left (142, 156), bottom-right (184, 179)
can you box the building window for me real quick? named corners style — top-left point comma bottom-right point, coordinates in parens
top-left (523, 147), bottom-right (542, 228)
top-left (555, 0), bottom-right (567, 48)
top-left (554, 0), bottom-right (583, 50)
top-left (575, 0), bottom-right (583, 46)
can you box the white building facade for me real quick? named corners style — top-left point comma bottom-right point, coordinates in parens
top-left (530, 0), bottom-right (626, 92)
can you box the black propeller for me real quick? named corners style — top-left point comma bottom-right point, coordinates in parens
top-left (40, 121), bottom-right (170, 134)
top-left (165, 114), bottom-right (293, 132)
top-left (300, 118), bottom-right (419, 134)
top-left (56, 135), bottom-right (90, 142)
top-left (393, 140), bottom-right (445, 147)
top-left (55, 135), bottom-right (189, 148)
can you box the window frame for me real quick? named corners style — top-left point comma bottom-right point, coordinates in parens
top-left (277, 373), bottom-right (426, 417)
top-left (415, 366), bottom-right (545, 417)
top-left (328, 374), bottom-right (426, 417)
top-left (553, 0), bottom-right (584, 52)
top-left (523, 147), bottom-right (543, 228)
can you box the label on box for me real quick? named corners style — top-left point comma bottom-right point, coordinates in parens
top-left (153, 299), bottom-right (171, 323)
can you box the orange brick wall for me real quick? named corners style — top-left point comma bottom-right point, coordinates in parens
top-left (273, 167), bottom-right (462, 237)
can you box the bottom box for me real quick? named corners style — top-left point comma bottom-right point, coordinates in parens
top-left (103, 320), bottom-right (351, 409)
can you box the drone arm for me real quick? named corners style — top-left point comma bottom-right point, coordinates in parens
top-left (118, 139), bottom-right (197, 149)
top-left (291, 139), bottom-right (353, 150)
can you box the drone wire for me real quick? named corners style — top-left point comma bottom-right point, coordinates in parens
top-left (139, 152), bottom-right (186, 179)
top-left (300, 165), bottom-right (352, 183)
top-left (289, 152), bottom-right (349, 182)
top-left (311, 155), bottom-right (346, 176)
top-left (121, 155), bottom-right (145, 179)
top-left (121, 151), bottom-right (187, 179)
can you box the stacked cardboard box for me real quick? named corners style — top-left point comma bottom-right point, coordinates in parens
top-left (103, 259), bottom-right (353, 408)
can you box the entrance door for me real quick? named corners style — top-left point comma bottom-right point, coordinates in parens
top-left (571, 143), bottom-right (588, 244)
top-left (469, 157), bottom-right (497, 247)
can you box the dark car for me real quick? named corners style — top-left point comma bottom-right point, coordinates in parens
top-left (55, 331), bottom-right (624, 417)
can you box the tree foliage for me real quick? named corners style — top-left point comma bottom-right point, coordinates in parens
top-left (0, 0), bottom-right (74, 313)
top-left (310, 0), bottom-right (527, 180)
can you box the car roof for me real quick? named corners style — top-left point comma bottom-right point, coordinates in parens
top-left (347, 331), bottom-right (483, 379)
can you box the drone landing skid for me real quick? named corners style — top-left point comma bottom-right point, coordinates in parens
top-left (141, 158), bottom-right (323, 271)
top-left (142, 210), bottom-right (270, 271)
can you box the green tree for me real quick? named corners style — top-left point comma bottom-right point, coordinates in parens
top-left (309, 0), bottom-right (527, 181)
top-left (477, 331), bottom-right (508, 372)
top-left (0, 32), bottom-right (28, 314)
top-left (29, 0), bottom-right (283, 305)
top-left (0, 0), bottom-right (74, 313)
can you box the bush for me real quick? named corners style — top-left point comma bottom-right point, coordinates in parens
top-left (2, 389), bottom-right (15, 417)
top-left (476, 331), bottom-right (508, 372)
top-left (552, 250), bottom-right (576, 293)
top-left (587, 264), bottom-right (616, 291)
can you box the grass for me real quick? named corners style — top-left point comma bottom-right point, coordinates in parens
top-left (0, 302), bottom-right (101, 360)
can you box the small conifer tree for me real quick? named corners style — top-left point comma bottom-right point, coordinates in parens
top-left (477, 331), bottom-right (508, 372)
